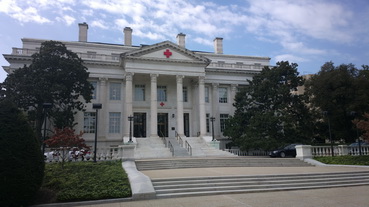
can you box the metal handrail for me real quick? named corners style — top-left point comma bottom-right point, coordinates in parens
top-left (185, 140), bottom-right (192, 156)
top-left (175, 131), bottom-right (184, 147)
top-left (159, 131), bottom-right (174, 156)
top-left (168, 141), bottom-right (174, 156)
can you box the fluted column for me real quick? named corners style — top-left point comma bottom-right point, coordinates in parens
top-left (176, 75), bottom-right (184, 136)
top-left (212, 83), bottom-right (220, 138)
top-left (99, 77), bottom-right (107, 138)
top-left (231, 84), bottom-right (238, 115)
top-left (124, 73), bottom-right (133, 137)
top-left (198, 76), bottom-right (206, 137)
top-left (150, 74), bottom-right (159, 138)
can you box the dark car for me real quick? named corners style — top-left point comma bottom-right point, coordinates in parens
top-left (349, 141), bottom-right (369, 147)
top-left (269, 144), bottom-right (302, 158)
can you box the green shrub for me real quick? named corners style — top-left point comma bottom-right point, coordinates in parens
top-left (315, 155), bottom-right (369, 165)
top-left (0, 100), bottom-right (45, 207)
top-left (41, 161), bottom-right (131, 203)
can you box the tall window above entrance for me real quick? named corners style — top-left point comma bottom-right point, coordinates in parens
top-left (83, 112), bottom-right (96, 133)
top-left (220, 114), bottom-right (229, 132)
top-left (219, 87), bottom-right (228, 103)
top-left (157, 85), bottom-right (167, 102)
top-left (183, 86), bottom-right (188, 102)
top-left (135, 84), bottom-right (145, 101)
top-left (110, 82), bottom-right (121, 100)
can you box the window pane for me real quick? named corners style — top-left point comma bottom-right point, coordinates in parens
top-left (157, 86), bottom-right (167, 102)
top-left (135, 85), bottom-right (145, 101)
top-left (84, 112), bottom-right (96, 133)
top-left (205, 87), bottom-right (209, 103)
top-left (110, 83), bottom-right (121, 100)
top-left (183, 86), bottom-right (188, 102)
top-left (91, 81), bottom-right (97, 99)
top-left (206, 113), bottom-right (210, 133)
top-left (109, 112), bottom-right (121, 133)
top-left (219, 87), bottom-right (228, 103)
top-left (220, 114), bottom-right (229, 132)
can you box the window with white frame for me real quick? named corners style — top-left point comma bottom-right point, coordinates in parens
top-left (110, 82), bottom-right (121, 100)
top-left (157, 85), bottom-right (167, 102)
top-left (90, 81), bottom-right (97, 99)
top-left (135, 84), bottom-right (145, 101)
top-left (220, 114), bottom-right (229, 132)
top-left (183, 86), bottom-right (188, 102)
top-left (109, 112), bottom-right (121, 133)
top-left (219, 87), bottom-right (228, 103)
top-left (84, 112), bottom-right (96, 133)
top-left (205, 86), bottom-right (209, 103)
top-left (206, 113), bottom-right (210, 133)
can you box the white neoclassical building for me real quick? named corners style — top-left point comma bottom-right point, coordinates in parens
top-left (3, 23), bottom-right (270, 152)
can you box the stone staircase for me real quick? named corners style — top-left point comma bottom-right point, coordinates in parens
top-left (135, 157), bottom-right (312, 171)
top-left (152, 171), bottom-right (369, 198)
top-left (166, 137), bottom-right (190, 157)
top-left (134, 138), bottom-right (172, 159)
top-left (183, 137), bottom-right (235, 157)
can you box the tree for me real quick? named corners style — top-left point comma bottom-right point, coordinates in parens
top-left (0, 100), bottom-right (45, 206)
top-left (224, 61), bottom-right (314, 151)
top-left (1, 41), bottom-right (93, 139)
top-left (306, 62), bottom-right (369, 143)
top-left (353, 113), bottom-right (369, 143)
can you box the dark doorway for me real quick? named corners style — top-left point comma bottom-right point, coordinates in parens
top-left (157, 113), bottom-right (168, 137)
top-left (134, 113), bottom-right (146, 137)
top-left (184, 113), bottom-right (190, 137)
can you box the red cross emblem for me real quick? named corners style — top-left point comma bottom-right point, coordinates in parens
top-left (160, 102), bottom-right (165, 107)
top-left (163, 49), bottom-right (172, 58)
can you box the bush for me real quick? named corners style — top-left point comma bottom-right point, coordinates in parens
top-left (0, 100), bottom-right (45, 207)
top-left (315, 155), bottom-right (369, 165)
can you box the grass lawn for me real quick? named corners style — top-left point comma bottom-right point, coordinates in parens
top-left (314, 155), bottom-right (369, 166)
top-left (32, 161), bottom-right (131, 204)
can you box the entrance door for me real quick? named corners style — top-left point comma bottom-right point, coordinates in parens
top-left (134, 113), bottom-right (146, 138)
top-left (184, 113), bottom-right (190, 137)
top-left (157, 113), bottom-right (168, 137)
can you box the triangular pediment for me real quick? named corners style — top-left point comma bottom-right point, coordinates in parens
top-left (122, 41), bottom-right (210, 64)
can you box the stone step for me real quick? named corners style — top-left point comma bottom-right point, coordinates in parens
top-left (135, 158), bottom-right (312, 171)
top-left (152, 171), bottom-right (369, 198)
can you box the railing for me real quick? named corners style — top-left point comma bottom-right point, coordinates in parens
top-left (11, 48), bottom-right (119, 62)
top-left (311, 145), bottom-right (369, 157)
top-left (160, 131), bottom-right (174, 156)
top-left (223, 149), bottom-right (270, 156)
top-left (168, 141), bottom-right (174, 156)
top-left (175, 131), bottom-right (184, 147)
top-left (185, 140), bottom-right (192, 156)
top-left (44, 146), bottom-right (123, 163)
top-left (207, 62), bottom-right (263, 71)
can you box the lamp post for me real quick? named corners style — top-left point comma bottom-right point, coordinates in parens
top-left (350, 111), bottom-right (361, 155)
top-left (42, 103), bottom-right (52, 155)
top-left (128, 115), bottom-right (134, 143)
top-left (210, 117), bottom-right (215, 141)
top-left (323, 111), bottom-right (334, 157)
top-left (93, 103), bottom-right (102, 162)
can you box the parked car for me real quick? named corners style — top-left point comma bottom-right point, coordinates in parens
top-left (349, 141), bottom-right (369, 147)
top-left (269, 144), bottom-right (302, 158)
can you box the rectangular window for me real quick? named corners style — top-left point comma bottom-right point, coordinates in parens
top-left (111, 53), bottom-right (120, 61)
top-left (135, 85), bottom-right (145, 101)
top-left (220, 114), bottom-right (229, 132)
top-left (205, 86), bottom-right (209, 103)
top-left (110, 83), bottom-right (121, 100)
top-left (87, 51), bottom-right (96, 59)
top-left (84, 112), bottom-right (96, 133)
top-left (206, 113), bottom-right (210, 133)
top-left (219, 87), bottom-right (228, 103)
top-left (91, 81), bottom-right (97, 100)
top-left (183, 86), bottom-right (188, 102)
top-left (109, 112), bottom-right (121, 133)
top-left (157, 86), bottom-right (167, 102)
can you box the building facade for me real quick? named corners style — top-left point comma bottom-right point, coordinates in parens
top-left (3, 23), bottom-right (270, 149)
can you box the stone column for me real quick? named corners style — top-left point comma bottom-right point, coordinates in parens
top-left (124, 73), bottom-right (133, 137)
top-left (150, 74), bottom-right (159, 138)
top-left (198, 76), bottom-right (206, 137)
top-left (212, 83), bottom-right (220, 138)
top-left (176, 75), bottom-right (184, 136)
top-left (230, 84), bottom-right (238, 116)
top-left (99, 77), bottom-right (107, 138)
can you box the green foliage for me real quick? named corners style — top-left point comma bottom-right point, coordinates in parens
top-left (224, 61), bottom-right (314, 151)
top-left (306, 62), bottom-right (369, 143)
top-left (41, 161), bottom-right (131, 203)
top-left (0, 100), bottom-right (45, 207)
top-left (1, 41), bottom-right (93, 137)
top-left (314, 156), bottom-right (369, 166)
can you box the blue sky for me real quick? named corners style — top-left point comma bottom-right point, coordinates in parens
top-left (1, 0), bottom-right (368, 82)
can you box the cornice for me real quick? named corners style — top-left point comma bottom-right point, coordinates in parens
top-left (205, 68), bottom-right (260, 75)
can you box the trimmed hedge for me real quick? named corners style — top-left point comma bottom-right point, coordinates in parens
top-left (0, 100), bottom-right (45, 207)
top-left (315, 155), bottom-right (369, 166)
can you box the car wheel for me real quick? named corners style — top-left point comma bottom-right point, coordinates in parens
top-left (280, 152), bottom-right (286, 158)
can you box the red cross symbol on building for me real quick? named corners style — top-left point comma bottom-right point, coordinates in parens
top-left (163, 49), bottom-right (172, 58)
top-left (160, 102), bottom-right (165, 107)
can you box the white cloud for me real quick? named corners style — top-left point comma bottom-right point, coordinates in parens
top-left (11, 6), bottom-right (51, 24)
top-left (275, 54), bottom-right (308, 63)
top-left (56, 15), bottom-right (75, 26)
top-left (194, 37), bottom-right (213, 47)
top-left (91, 20), bottom-right (109, 29)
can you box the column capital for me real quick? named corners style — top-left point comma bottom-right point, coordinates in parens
top-left (150, 74), bottom-right (159, 82)
top-left (212, 83), bottom-right (219, 88)
top-left (125, 72), bottom-right (134, 81)
top-left (99, 77), bottom-right (108, 85)
top-left (199, 76), bottom-right (205, 84)
top-left (231, 84), bottom-right (238, 91)
top-left (176, 75), bottom-right (184, 84)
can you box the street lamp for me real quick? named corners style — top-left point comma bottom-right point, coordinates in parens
top-left (42, 103), bottom-right (52, 155)
top-left (350, 111), bottom-right (362, 156)
top-left (93, 103), bottom-right (102, 162)
top-left (323, 111), bottom-right (334, 157)
top-left (210, 116), bottom-right (215, 141)
top-left (128, 115), bottom-right (134, 143)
